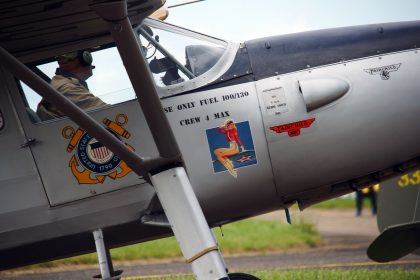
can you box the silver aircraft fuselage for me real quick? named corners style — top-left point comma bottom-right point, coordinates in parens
top-left (0, 14), bottom-right (419, 269)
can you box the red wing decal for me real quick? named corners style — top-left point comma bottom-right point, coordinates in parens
top-left (270, 118), bottom-right (316, 137)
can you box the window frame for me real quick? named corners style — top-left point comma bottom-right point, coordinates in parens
top-left (140, 18), bottom-right (239, 97)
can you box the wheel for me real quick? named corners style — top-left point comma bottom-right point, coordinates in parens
top-left (228, 272), bottom-right (261, 280)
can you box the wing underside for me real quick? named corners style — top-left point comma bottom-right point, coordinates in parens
top-left (0, 0), bottom-right (163, 60)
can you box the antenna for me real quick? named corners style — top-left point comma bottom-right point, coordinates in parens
top-left (150, 0), bottom-right (205, 20)
top-left (168, 0), bottom-right (205, 9)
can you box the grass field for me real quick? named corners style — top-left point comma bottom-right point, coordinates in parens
top-left (31, 218), bottom-right (320, 268)
top-left (254, 269), bottom-right (420, 280)
top-left (21, 197), bottom-right (360, 269)
top-left (310, 197), bottom-right (355, 209)
top-left (134, 269), bottom-right (420, 280)
top-left (14, 197), bottom-right (365, 270)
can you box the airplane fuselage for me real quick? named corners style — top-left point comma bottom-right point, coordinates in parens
top-left (0, 20), bottom-right (419, 269)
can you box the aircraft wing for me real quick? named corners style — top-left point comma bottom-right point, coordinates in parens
top-left (0, 0), bottom-right (164, 57)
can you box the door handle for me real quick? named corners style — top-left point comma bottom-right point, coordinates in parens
top-left (20, 138), bottom-right (36, 148)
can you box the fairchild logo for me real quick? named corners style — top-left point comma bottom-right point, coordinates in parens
top-left (364, 63), bottom-right (401, 80)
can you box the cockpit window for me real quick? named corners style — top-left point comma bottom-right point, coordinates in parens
top-left (20, 46), bottom-right (135, 122)
top-left (137, 21), bottom-right (227, 87)
top-left (18, 20), bottom-right (231, 123)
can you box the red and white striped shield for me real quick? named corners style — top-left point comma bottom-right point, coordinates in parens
top-left (90, 142), bottom-right (110, 160)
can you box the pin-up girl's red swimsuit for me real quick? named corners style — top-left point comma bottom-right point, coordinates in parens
top-left (217, 127), bottom-right (243, 147)
top-left (215, 125), bottom-right (243, 178)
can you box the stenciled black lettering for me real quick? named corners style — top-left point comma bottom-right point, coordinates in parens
top-left (199, 97), bottom-right (219, 106)
top-left (164, 106), bottom-right (173, 113)
top-left (222, 91), bottom-right (249, 101)
top-left (180, 117), bottom-right (201, 126)
top-left (176, 101), bottom-right (196, 111)
top-left (213, 111), bottom-right (230, 119)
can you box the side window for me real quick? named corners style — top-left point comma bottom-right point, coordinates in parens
top-left (138, 23), bottom-right (227, 87)
top-left (20, 46), bottom-right (134, 123)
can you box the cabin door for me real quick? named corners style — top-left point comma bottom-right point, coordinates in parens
top-left (0, 70), bottom-right (46, 217)
top-left (7, 69), bottom-right (157, 207)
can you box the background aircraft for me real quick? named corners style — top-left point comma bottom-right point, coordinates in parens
top-left (0, 0), bottom-right (419, 279)
top-left (368, 169), bottom-right (420, 262)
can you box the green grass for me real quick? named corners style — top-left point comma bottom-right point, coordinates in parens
top-left (135, 269), bottom-right (420, 280)
top-left (310, 197), bottom-right (355, 209)
top-left (309, 195), bottom-right (380, 210)
top-left (29, 219), bottom-right (320, 268)
top-left (309, 196), bottom-right (380, 210)
top-left (214, 219), bottom-right (320, 254)
top-left (254, 269), bottom-right (420, 280)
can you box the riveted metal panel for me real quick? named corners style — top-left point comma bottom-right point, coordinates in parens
top-left (17, 101), bottom-right (158, 206)
top-left (161, 82), bottom-right (280, 219)
top-left (256, 50), bottom-right (420, 202)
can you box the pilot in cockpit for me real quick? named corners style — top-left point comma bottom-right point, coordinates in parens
top-left (36, 50), bottom-right (107, 120)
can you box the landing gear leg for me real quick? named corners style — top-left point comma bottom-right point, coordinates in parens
top-left (151, 167), bottom-right (229, 280)
top-left (92, 228), bottom-right (123, 280)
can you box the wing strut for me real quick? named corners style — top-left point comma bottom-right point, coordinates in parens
top-left (90, 2), bottom-right (230, 279)
top-left (0, 46), bottom-right (172, 182)
top-left (0, 1), bottom-right (232, 278)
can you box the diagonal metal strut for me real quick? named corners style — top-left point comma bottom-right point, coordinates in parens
top-left (0, 46), bottom-right (178, 181)
top-left (0, 2), bottom-right (184, 181)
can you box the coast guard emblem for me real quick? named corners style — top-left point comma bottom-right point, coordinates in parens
top-left (62, 114), bottom-right (134, 184)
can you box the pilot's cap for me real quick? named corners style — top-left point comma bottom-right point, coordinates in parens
top-left (56, 50), bottom-right (93, 67)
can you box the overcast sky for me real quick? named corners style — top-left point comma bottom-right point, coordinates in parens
top-left (166, 0), bottom-right (420, 42)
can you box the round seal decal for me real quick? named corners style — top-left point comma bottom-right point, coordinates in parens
top-left (77, 130), bottom-right (121, 174)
